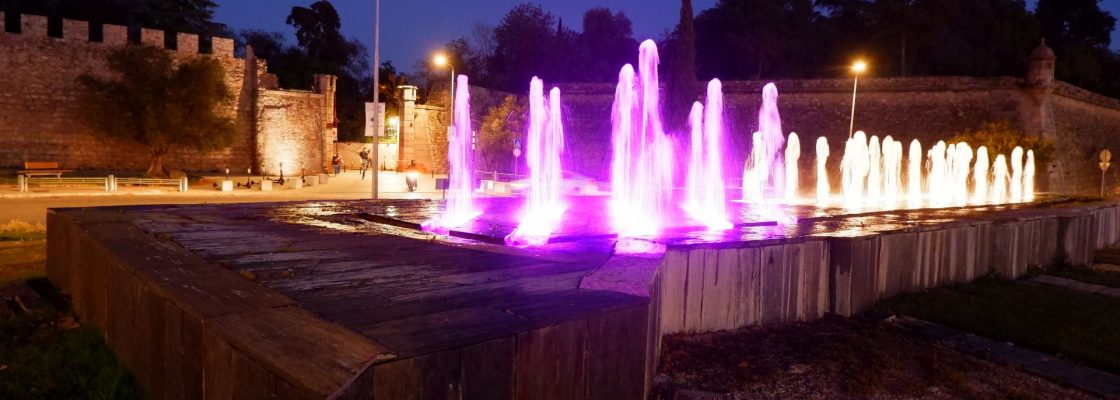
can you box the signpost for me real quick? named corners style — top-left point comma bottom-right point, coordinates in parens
top-left (513, 139), bottom-right (522, 176)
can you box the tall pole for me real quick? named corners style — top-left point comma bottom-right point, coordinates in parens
top-left (449, 65), bottom-right (455, 116)
top-left (370, 0), bottom-right (380, 199)
top-left (848, 74), bottom-right (858, 139)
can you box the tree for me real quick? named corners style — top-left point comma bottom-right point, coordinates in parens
top-left (576, 8), bottom-right (638, 82)
top-left (77, 46), bottom-right (236, 176)
top-left (487, 4), bottom-right (561, 92)
top-left (663, 0), bottom-right (699, 135)
top-left (285, 0), bottom-right (370, 141)
top-left (479, 95), bottom-right (527, 173)
top-left (1036, 0), bottom-right (1118, 91)
top-left (694, 0), bottom-right (825, 80)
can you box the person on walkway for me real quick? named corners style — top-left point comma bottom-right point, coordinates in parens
top-left (332, 154), bottom-right (342, 176)
top-left (359, 148), bottom-right (370, 180)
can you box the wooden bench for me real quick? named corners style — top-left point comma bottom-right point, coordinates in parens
top-left (17, 161), bottom-right (73, 179)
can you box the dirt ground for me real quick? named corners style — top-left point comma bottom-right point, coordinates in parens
top-left (653, 315), bottom-right (1094, 400)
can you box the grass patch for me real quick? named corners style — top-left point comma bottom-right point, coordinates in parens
top-left (0, 310), bottom-right (140, 399)
top-left (874, 275), bottom-right (1120, 373)
top-left (1047, 265), bottom-right (1120, 288)
top-left (0, 221), bottom-right (47, 283)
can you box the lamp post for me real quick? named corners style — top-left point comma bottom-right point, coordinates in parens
top-left (433, 53), bottom-right (455, 116)
top-left (370, 0), bottom-right (381, 199)
top-left (848, 60), bottom-right (867, 139)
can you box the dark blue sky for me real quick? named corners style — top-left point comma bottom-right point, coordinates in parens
top-left (212, 0), bottom-right (1120, 74)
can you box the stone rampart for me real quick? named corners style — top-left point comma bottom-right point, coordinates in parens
top-left (0, 12), bottom-right (333, 174)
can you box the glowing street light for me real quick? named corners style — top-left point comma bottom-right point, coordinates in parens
top-left (848, 60), bottom-right (867, 138)
top-left (433, 53), bottom-right (455, 116)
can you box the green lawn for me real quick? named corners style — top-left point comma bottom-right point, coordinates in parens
top-left (874, 276), bottom-right (1120, 373)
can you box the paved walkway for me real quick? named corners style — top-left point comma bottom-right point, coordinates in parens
top-left (893, 315), bottom-right (1120, 398)
top-left (0, 170), bottom-right (448, 224)
top-left (1031, 274), bottom-right (1120, 298)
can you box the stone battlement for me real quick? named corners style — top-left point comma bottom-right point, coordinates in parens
top-left (0, 11), bottom-right (235, 57)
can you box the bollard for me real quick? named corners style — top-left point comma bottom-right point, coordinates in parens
top-left (107, 175), bottom-right (115, 192)
top-left (260, 180), bottom-right (272, 191)
top-left (18, 174), bottom-right (25, 192)
top-left (180, 177), bottom-right (189, 192)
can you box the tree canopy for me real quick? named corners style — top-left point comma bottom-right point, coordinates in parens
top-left (77, 45), bottom-right (236, 176)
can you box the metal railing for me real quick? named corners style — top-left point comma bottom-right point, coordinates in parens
top-left (18, 175), bottom-right (188, 192)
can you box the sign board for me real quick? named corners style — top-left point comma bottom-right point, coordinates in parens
top-left (364, 102), bottom-right (386, 138)
top-left (514, 138), bottom-right (521, 149)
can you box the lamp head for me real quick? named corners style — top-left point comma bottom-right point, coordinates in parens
top-left (851, 60), bottom-right (868, 74)
top-left (433, 53), bottom-right (449, 67)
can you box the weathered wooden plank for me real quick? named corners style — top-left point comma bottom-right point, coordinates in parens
top-left (232, 351), bottom-right (277, 400)
top-left (161, 299), bottom-right (185, 400)
top-left (372, 349), bottom-right (460, 400)
top-left (203, 327), bottom-right (236, 400)
top-left (759, 244), bottom-right (785, 325)
top-left (736, 247), bottom-right (761, 327)
top-left (658, 250), bottom-right (689, 335)
top-left (515, 319), bottom-right (587, 400)
top-left (181, 314), bottom-right (204, 400)
top-left (209, 306), bottom-right (390, 398)
top-left (461, 337), bottom-right (515, 400)
top-left (585, 305), bottom-right (649, 400)
top-left (683, 249), bottom-right (706, 333)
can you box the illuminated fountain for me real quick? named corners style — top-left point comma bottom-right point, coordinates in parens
top-left (785, 132), bottom-right (800, 203)
top-left (507, 78), bottom-right (567, 245)
top-left (743, 83), bottom-right (787, 202)
top-left (684, 79), bottom-right (730, 229)
top-left (610, 40), bottom-right (674, 236)
top-left (430, 75), bottom-right (479, 229)
top-left (815, 137), bottom-right (830, 205)
top-left (974, 146), bottom-right (990, 204)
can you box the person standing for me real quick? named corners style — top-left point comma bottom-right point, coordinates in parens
top-left (332, 154), bottom-right (342, 176)
top-left (359, 147), bottom-right (370, 180)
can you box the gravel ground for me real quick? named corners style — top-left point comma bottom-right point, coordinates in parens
top-left (653, 315), bottom-right (1095, 400)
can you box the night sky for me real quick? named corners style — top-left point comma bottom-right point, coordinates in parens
top-left (212, 0), bottom-right (1120, 74)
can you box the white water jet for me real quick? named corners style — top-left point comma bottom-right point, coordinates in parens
top-left (1024, 150), bottom-right (1036, 202)
top-left (973, 146), bottom-right (990, 204)
top-left (907, 139), bottom-right (922, 206)
top-left (785, 132), bottom-right (800, 203)
top-left (1010, 146), bottom-right (1024, 202)
top-left (867, 135), bottom-right (882, 202)
top-left (991, 154), bottom-right (1010, 202)
top-left (816, 137), bottom-right (830, 205)
top-left (881, 136), bottom-right (901, 206)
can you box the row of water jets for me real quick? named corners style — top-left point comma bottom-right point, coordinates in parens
top-left (430, 40), bottom-right (1037, 244)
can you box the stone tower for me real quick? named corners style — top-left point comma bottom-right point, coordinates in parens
top-left (1027, 39), bottom-right (1056, 87)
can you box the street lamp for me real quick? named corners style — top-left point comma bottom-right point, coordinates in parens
top-left (848, 60), bottom-right (867, 139)
top-left (433, 53), bottom-right (455, 115)
top-left (370, 0), bottom-right (381, 199)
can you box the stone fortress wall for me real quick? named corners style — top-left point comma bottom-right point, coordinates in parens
top-left (547, 42), bottom-right (1120, 196)
top-left (0, 12), bottom-right (336, 175)
top-left (556, 75), bottom-right (1120, 196)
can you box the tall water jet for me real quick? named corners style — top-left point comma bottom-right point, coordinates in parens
top-left (816, 137), bottom-right (830, 205)
top-left (435, 74), bottom-right (479, 228)
top-left (1024, 150), bottom-right (1036, 201)
top-left (785, 132), bottom-right (800, 203)
top-left (952, 143), bottom-right (973, 205)
top-left (928, 141), bottom-right (949, 206)
top-left (881, 136), bottom-right (901, 206)
top-left (867, 135), bottom-right (882, 201)
top-left (743, 83), bottom-right (786, 201)
top-left (509, 79), bottom-right (566, 245)
top-left (610, 40), bottom-right (673, 236)
top-left (683, 79), bottom-right (729, 229)
top-left (991, 154), bottom-right (1010, 202)
top-left (907, 139), bottom-right (922, 207)
top-left (973, 146), bottom-right (990, 204)
top-left (1010, 146), bottom-right (1024, 202)
top-left (841, 131), bottom-right (869, 208)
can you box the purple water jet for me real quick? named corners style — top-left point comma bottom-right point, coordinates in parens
top-left (430, 75), bottom-right (478, 229)
top-left (684, 79), bottom-right (730, 229)
top-left (508, 78), bottom-right (566, 245)
top-left (610, 40), bottom-right (674, 236)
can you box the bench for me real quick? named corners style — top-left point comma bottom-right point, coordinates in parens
top-left (17, 161), bottom-right (73, 179)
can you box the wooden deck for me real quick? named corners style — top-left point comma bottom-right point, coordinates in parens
top-left (45, 197), bottom-right (1120, 399)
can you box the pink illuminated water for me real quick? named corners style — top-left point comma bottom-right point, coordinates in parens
top-left (436, 75), bottom-right (479, 228)
top-left (743, 83), bottom-right (787, 202)
top-left (610, 40), bottom-right (674, 236)
top-left (684, 80), bottom-right (730, 229)
top-left (508, 79), bottom-right (566, 245)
